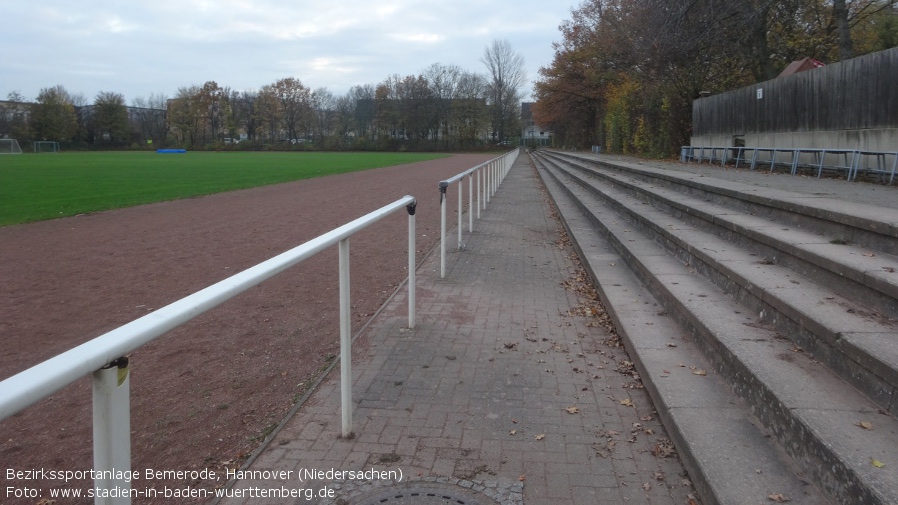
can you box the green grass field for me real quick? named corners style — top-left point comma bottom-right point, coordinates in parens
top-left (0, 151), bottom-right (448, 227)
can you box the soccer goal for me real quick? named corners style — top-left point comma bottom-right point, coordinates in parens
top-left (0, 139), bottom-right (23, 154)
top-left (34, 141), bottom-right (60, 153)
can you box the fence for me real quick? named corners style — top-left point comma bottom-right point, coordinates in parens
top-left (438, 149), bottom-right (520, 278)
top-left (692, 47), bottom-right (898, 137)
top-left (0, 195), bottom-right (418, 504)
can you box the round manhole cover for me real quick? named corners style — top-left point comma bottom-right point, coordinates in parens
top-left (351, 482), bottom-right (499, 505)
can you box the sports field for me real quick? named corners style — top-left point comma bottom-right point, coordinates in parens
top-left (0, 151), bottom-right (448, 226)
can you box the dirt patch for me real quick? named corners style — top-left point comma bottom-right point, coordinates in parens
top-left (0, 154), bottom-right (494, 503)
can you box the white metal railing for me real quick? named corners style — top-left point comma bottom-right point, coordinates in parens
top-left (438, 149), bottom-right (519, 278)
top-left (681, 145), bottom-right (898, 183)
top-left (0, 195), bottom-right (418, 504)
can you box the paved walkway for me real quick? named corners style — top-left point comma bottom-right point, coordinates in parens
top-left (218, 155), bottom-right (696, 505)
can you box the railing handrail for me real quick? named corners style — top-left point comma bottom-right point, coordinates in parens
top-left (438, 149), bottom-right (520, 278)
top-left (0, 195), bottom-right (417, 420)
top-left (440, 160), bottom-right (489, 186)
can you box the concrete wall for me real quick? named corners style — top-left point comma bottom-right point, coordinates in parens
top-left (691, 128), bottom-right (898, 152)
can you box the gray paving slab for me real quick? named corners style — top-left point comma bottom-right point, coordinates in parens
top-left (215, 156), bottom-right (697, 505)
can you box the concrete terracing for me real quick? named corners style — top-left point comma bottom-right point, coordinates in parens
top-left (533, 150), bottom-right (898, 505)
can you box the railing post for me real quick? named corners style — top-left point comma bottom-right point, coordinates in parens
top-left (468, 173), bottom-right (473, 233)
top-left (406, 201), bottom-right (416, 328)
top-left (477, 169), bottom-right (482, 217)
top-left (486, 162), bottom-right (492, 205)
top-left (339, 238), bottom-right (352, 437)
top-left (457, 179), bottom-right (463, 250)
top-left (92, 357), bottom-right (131, 505)
top-left (439, 181), bottom-right (448, 279)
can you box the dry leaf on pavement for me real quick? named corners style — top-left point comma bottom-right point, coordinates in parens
top-left (565, 406), bottom-right (580, 414)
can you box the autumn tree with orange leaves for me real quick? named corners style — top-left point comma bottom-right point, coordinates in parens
top-left (534, 0), bottom-right (898, 155)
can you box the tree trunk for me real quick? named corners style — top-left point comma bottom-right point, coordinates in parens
top-left (834, 0), bottom-right (854, 60)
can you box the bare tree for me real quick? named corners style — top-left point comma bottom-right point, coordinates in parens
top-left (349, 84), bottom-right (376, 138)
top-left (423, 63), bottom-right (462, 142)
top-left (272, 77), bottom-right (311, 141)
top-left (481, 39), bottom-right (526, 142)
top-left (132, 93), bottom-right (169, 146)
top-left (310, 87), bottom-right (336, 142)
top-left (232, 90), bottom-right (259, 141)
top-left (1, 92), bottom-right (30, 140)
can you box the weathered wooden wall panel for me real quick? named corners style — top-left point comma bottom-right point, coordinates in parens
top-left (693, 47), bottom-right (898, 136)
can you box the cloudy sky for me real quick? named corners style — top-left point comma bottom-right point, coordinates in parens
top-left (2, 1), bottom-right (580, 104)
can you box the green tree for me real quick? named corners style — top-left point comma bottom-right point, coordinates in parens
top-left (31, 85), bottom-right (78, 143)
top-left (450, 71), bottom-right (490, 147)
top-left (93, 91), bottom-right (130, 146)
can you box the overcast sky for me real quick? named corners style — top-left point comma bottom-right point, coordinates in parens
top-left (2, 1), bottom-right (579, 105)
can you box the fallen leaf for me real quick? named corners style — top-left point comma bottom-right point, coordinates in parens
top-left (863, 252), bottom-right (875, 257)
top-left (565, 406), bottom-right (580, 414)
top-left (642, 483), bottom-right (651, 491)
top-left (509, 429), bottom-right (517, 436)
top-left (692, 369), bottom-right (707, 376)
top-left (620, 399), bottom-right (634, 407)
top-left (535, 434), bottom-right (545, 441)
top-left (652, 442), bottom-right (676, 458)
top-left (856, 421), bottom-right (873, 430)
top-left (518, 475), bottom-right (526, 482)
top-left (871, 458), bottom-right (885, 468)
top-left (767, 493), bottom-right (789, 502)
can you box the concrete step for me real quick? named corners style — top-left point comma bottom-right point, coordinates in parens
top-left (537, 152), bottom-right (898, 415)
top-left (552, 151), bottom-right (898, 255)
top-left (544, 151), bottom-right (898, 320)
top-left (530, 152), bottom-right (898, 505)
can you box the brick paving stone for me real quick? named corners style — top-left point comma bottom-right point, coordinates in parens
top-left (217, 154), bottom-right (697, 505)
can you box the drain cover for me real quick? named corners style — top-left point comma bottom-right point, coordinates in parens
top-left (351, 482), bottom-right (498, 505)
